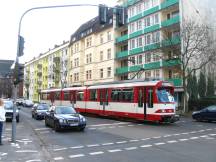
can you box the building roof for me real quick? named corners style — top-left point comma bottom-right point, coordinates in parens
top-left (69, 9), bottom-right (114, 45)
top-left (0, 60), bottom-right (14, 77)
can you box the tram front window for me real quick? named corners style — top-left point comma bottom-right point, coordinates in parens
top-left (157, 89), bottom-right (174, 103)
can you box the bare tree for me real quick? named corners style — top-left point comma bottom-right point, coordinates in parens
top-left (162, 19), bottom-right (216, 113)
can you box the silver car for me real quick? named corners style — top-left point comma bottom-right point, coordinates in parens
top-left (3, 100), bottom-right (20, 122)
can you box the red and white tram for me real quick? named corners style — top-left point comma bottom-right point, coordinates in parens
top-left (41, 80), bottom-right (178, 123)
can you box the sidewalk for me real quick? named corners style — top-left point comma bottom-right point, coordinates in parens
top-left (0, 121), bottom-right (50, 162)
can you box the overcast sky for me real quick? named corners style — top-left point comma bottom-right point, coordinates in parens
top-left (0, 0), bottom-right (116, 63)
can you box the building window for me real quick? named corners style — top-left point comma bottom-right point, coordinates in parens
top-left (152, 53), bottom-right (160, 62)
top-left (86, 70), bottom-right (92, 80)
top-left (100, 69), bottom-right (103, 78)
top-left (137, 36), bottom-right (143, 47)
top-left (138, 55), bottom-right (143, 64)
top-left (107, 31), bottom-right (111, 41)
top-left (86, 53), bottom-right (92, 64)
top-left (152, 31), bottom-right (160, 43)
top-left (100, 51), bottom-right (103, 61)
top-left (74, 73), bottom-right (79, 82)
top-left (137, 20), bottom-right (142, 30)
top-left (145, 53), bottom-right (151, 63)
top-left (154, 69), bottom-right (160, 79)
top-left (136, 3), bottom-right (142, 14)
top-left (107, 67), bottom-right (111, 77)
top-left (100, 34), bottom-right (104, 44)
top-left (145, 71), bottom-right (151, 79)
top-left (144, 16), bottom-right (151, 27)
top-left (130, 23), bottom-right (135, 33)
top-left (74, 58), bottom-right (79, 67)
top-left (145, 34), bottom-right (151, 45)
top-left (86, 37), bottom-right (92, 48)
top-left (130, 39), bottom-right (136, 49)
top-left (107, 49), bottom-right (111, 59)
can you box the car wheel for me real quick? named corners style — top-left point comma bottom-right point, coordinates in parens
top-left (78, 127), bottom-right (85, 131)
top-left (32, 114), bottom-right (34, 118)
top-left (196, 116), bottom-right (202, 122)
top-left (54, 122), bottom-right (61, 132)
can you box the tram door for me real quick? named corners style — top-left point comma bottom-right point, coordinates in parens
top-left (138, 87), bottom-right (147, 119)
top-left (99, 89), bottom-right (109, 115)
top-left (70, 91), bottom-right (76, 109)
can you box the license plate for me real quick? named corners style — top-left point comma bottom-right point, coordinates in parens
top-left (70, 123), bottom-right (78, 126)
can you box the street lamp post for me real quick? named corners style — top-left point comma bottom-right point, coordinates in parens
top-left (13, 3), bottom-right (117, 142)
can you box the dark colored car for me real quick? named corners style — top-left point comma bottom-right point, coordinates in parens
top-left (3, 100), bottom-right (20, 122)
top-left (192, 105), bottom-right (216, 122)
top-left (45, 106), bottom-right (86, 132)
top-left (32, 103), bottom-right (50, 120)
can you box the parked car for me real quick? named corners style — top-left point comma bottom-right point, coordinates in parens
top-left (16, 98), bottom-right (25, 106)
top-left (45, 106), bottom-right (86, 132)
top-left (3, 99), bottom-right (20, 122)
top-left (192, 105), bottom-right (216, 122)
top-left (24, 100), bottom-right (34, 107)
top-left (32, 103), bottom-right (50, 120)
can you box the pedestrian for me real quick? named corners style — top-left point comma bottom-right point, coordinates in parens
top-left (0, 98), bottom-right (6, 145)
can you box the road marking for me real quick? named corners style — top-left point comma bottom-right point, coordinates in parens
top-left (200, 135), bottom-right (209, 138)
top-left (179, 139), bottom-right (189, 141)
top-left (190, 137), bottom-right (199, 140)
top-left (88, 122), bottom-right (129, 127)
top-left (153, 136), bottom-right (161, 139)
top-left (53, 157), bottom-right (64, 161)
top-left (102, 143), bottom-right (114, 146)
top-left (89, 151), bottom-right (104, 155)
top-left (127, 125), bottom-right (134, 127)
top-left (140, 144), bottom-right (152, 148)
top-left (163, 135), bottom-right (171, 137)
top-left (116, 141), bottom-right (127, 144)
top-left (98, 127), bottom-right (106, 130)
top-left (129, 139), bottom-right (139, 142)
top-left (108, 149), bottom-right (122, 153)
top-left (118, 126), bottom-right (125, 128)
top-left (70, 146), bottom-right (84, 149)
top-left (181, 132), bottom-right (189, 135)
top-left (206, 129), bottom-right (212, 131)
top-left (173, 134), bottom-right (180, 136)
top-left (125, 147), bottom-right (137, 150)
top-left (16, 150), bottom-right (38, 153)
top-left (54, 148), bottom-right (68, 151)
top-left (108, 126), bottom-right (115, 129)
top-left (141, 138), bottom-right (150, 141)
top-left (26, 160), bottom-right (41, 162)
top-left (69, 154), bottom-right (85, 158)
top-left (39, 131), bottom-right (50, 134)
top-left (1, 153), bottom-right (8, 156)
top-left (88, 128), bottom-right (97, 130)
top-left (87, 144), bottom-right (100, 147)
top-left (209, 134), bottom-right (216, 136)
top-left (34, 128), bottom-right (49, 131)
top-left (167, 140), bottom-right (178, 143)
top-left (205, 137), bottom-right (215, 140)
top-left (154, 142), bottom-right (165, 146)
top-left (190, 131), bottom-right (197, 134)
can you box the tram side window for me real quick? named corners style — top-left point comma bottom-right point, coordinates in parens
top-left (77, 91), bottom-right (84, 101)
top-left (111, 89), bottom-right (121, 102)
top-left (64, 92), bottom-right (70, 101)
top-left (148, 88), bottom-right (153, 108)
top-left (55, 92), bottom-right (61, 100)
top-left (122, 89), bottom-right (133, 102)
top-left (90, 89), bottom-right (97, 101)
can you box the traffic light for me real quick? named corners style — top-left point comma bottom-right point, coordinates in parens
top-left (116, 7), bottom-right (126, 26)
top-left (18, 35), bottom-right (25, 57)
top-left (14, 63), bottom-right (24, 85)
top-left (99, 4), bottom-right (108, 24)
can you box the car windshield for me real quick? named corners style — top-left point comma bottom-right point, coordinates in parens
top-left (157, 89), bottom-right (174, 103)
top-left (37, 104), bottom-right (49, 110)
top-left (4, 101), bottom-right (13, 109)
top-left (55, 106), bottom-right (76, 114)
top-left (206, 105), bottom-right (216, 111)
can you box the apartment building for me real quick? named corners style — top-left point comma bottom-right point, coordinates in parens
top-left (68, 10), bottom-right (116, 86)
top-left (24, 42), bottom-right (69, 101)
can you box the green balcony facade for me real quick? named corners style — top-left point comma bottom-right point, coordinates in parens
top-left (127, 0), bottom-right (141, 6)
top-left (162, 36), bottom-right (181, 47)
top-left (161, 15), bottom-right (180, 27)
top-left (116, 67), bottom-right (129, 75)
top-left (129, 47), bottom-right (143, 55)
top-left (128, 13), bottom-right (142, 22)
top-left (144, 43), bottom-right (160, 52)
top-left (161, 0), bottom-right (179, 9)
top-left (129, 65), bottom-right (143, 72)
top-left (116, 50), bottom-right (128, 59)
top-left (144, 61), bottom-right (161, 70)
top-left (116, 34), bottom-right (128, 43)
top-left (166, 78), bottom-right (182, 87)
top-left (143, 6), bottom-right (159, 17)
top-left (144, 24), bottom-right (160, 34)
top-left (129, 30), bottom-right (143, 39)
top-left (162, 58), bottom-right (181, 67)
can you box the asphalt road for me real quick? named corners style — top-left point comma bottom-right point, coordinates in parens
top-left (5, 106), bottom-right (216, 162)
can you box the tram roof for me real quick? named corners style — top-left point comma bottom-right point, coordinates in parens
top-left (88, 80), bottom-right (172, 89)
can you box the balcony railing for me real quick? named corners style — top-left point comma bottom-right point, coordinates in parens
top-left (116, 67), bottom-right (129, 75)
top-left (116, 50), bottom-right (128, 59)
top-left (161, 15), bottom-right (180, 28)
top-left (161, 0), bottom-right (179, 9)
top-left (116, 34), bottom-right (128, 43)
top-left (166, 78), bottom-right (182, 87)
